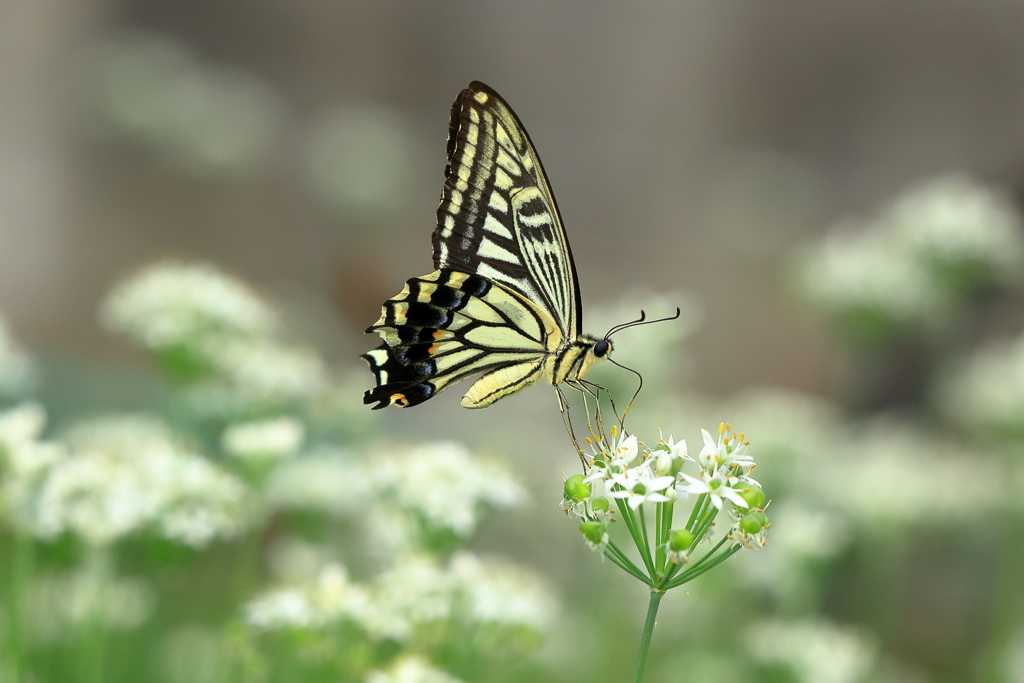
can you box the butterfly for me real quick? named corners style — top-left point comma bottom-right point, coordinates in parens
top-left (363, 82), bottom-right (657, 412)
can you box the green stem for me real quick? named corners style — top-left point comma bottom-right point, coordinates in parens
top-left (6, 532), bottom-right (34, 683)
top-left (604, 547), bottom-right (653, 586)
top-left (637, 506), bottom-right (654, 578)
top-left (633, 590), bottom-right (665, 683)
top-left (617, 500), bottom-right (656, 578)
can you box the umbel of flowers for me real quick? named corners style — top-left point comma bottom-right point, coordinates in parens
top-left (562, 423), bottom-right (769, 682)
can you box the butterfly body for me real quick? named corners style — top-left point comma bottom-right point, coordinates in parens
top-left (363, 83), bottom-right (610, 410)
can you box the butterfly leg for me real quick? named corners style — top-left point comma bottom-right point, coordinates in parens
top-left (579, 378), bottom-right (630, 436)
top-left (555, 384), bottom-right (592, 468)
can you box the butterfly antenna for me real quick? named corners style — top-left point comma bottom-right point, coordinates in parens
top-left (607, 357), bottom-right (644, 429)
top-left (604, 307), bottom-right (682, 340)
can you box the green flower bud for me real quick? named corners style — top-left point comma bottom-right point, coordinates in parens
top-left (736, 483), bottom-right (766, 510)
top-left (580, 522), bottom-right (607, 545)
top-left (740, 511), bottom-right (768, 534)
top-left (563, 474), bottom-right (591, 502)
top-left (591, 497), bottom-right (611, 513)
top-left (668, 528), bottom-right (695, 552)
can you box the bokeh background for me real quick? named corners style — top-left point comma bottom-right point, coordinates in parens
top-left (3, 2), bottom-right (1024, 682)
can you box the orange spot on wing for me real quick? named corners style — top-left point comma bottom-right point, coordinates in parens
top-left (432, 330), bottom-right (444, 339)
top-left (391, 393), bottom-right (408, 407)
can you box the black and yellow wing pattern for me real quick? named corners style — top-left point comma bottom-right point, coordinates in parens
top-left (363, 82), bottom-right (610, 410)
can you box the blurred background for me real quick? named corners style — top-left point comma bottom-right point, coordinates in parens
top-left (3, 1), bottom-right (1024, 682)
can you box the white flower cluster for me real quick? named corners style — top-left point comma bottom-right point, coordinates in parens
top-left (372, 442), bottom-right (527, 538)
top-left (934, 333), bottom-right (1024, 435)
top-left (244, 551), bottom-right (555, 644)
top-left (101, 261), bottom-right (326, 416)
top-left (221, 416), bottom-right (305, 462)
top-left (0, 406), bottom-right (248, 547)
top-left (101, 261), bottom-right (277, 350)
top-left (746, 618), bottom-right (877, 683)
top-left (819, 417), bottom-right (1008, 527)
top-left (580, 426), bottom-right (758, 514)
top-left (265, 448), bottom-right (372, 516)
top-left (887, 174), bottom-right (1024, 282)
top-left (0, 313), bottom-right (37, 399)
top-left (794, 173), bottom-right (1024, 334)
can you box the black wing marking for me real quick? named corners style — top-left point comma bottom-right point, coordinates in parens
top-left (433, 81), bottom-right (582, 338)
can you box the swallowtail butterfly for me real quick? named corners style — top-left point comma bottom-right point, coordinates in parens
top-left (362, 82), bottom-right (615, 410)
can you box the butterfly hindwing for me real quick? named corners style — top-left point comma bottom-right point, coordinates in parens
top-left (433, 82), bottom-right (582, 339)
top-left (362, 269), bottom-right (563, 409)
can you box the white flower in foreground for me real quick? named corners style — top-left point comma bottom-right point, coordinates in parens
top-left (677, 469), bottom-right (749, 511)
top-left (100, 261), bottom-right (277, 350)
top-left (607, 466), bottom-right (675, 510)
top-left (365, 656), bottom-right (465, 683)
top-left (698, 424), bottom-right (754, 474)
top-left (222, 416), bottom-right (304, 461)
top-left (373, 442), bottom-right (526, 537)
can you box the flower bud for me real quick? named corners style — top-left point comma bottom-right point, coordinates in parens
top-left (563, 474), bottom-right (591, 502)
top-left (580, 522), bottom-right (607, 545)
top-left (653, 450), bottom-right (684, 477)
top-left (591, 497), bottom-right (610, 514)
top-left (739, 511), bottom-right (769, 535)
top-left (668, 528), bottom-right (695, 552)
top-left (736, 483), bottom-right (765, 510)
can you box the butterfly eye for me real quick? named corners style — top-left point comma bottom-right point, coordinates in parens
top-left (594, 339), bottom-right (610, 357)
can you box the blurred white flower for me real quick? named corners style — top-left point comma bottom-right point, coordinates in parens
top-left (266, 448), bottom-right (372, 516)
top-left (0, 401), bottom-right (46, 450)
top-left (0, 313), bottom-right (37, 398)
top-left (222, 416), bottom-right (305, 462)
top-left (819, 417), bottom-right (1007, 527)
top-left (449, 552), bottom-right (556, 632)
top-left (746, 618), bottom-right (877, 683)
top-left (365, 656), bottom-right (465, 683)
top-left (373, 442), bottom-right (527, 537)
top-left (795, 223), bottom-right (947, 326)
top-left (101, 261), bottom-right (277, 352)
top-left (26, 415), bottom-right (247, 546)
top-left (884, 174), bottom-right (1024, 286)
top-left (244, 562), bottom-right (372, 632)
top-left (181, 338), bottom-right (327, 416)
top-left (935, 333), bottom-right (1024, 435)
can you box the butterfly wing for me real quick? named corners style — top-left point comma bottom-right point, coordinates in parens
top-left (362, 270), bottom-right (561, 409)
top-left (363, 82), bottom-right (580, 410)
top-left (434, 81), bottom-right (582, 339)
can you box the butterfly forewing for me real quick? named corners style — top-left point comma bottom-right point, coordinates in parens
top-left (433, 82), bottom-right (582, 338)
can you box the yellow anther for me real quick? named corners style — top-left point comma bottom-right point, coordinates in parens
top-left (718, 422), bottom-right (725, 435)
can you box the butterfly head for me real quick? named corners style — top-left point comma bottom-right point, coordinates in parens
top-left (593, 338), bottom-right (612, 358)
